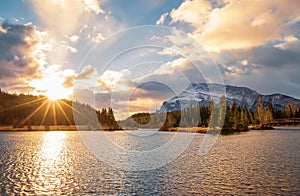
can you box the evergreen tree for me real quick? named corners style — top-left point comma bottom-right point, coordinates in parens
top-left (238, 108), bottom-right (249, 131)
top-left (232, 102), bottom-right (239, 130)
top-left (222, 104), bottom-right (234, 132)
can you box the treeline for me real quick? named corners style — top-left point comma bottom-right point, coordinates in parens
top-left (273, 102), bottom-right (300, 118)
top-left (97, 108), bottom-right (122, 130)
top-left (1, 90), bottom-right (299, 132)
top-left (157, 96), bottom-right (260, 133)
top-left (0, 91), bottom-right (94, 126)
top-left (119, 112), bottom-right (166, 129)
top-left (120, 96), bottom-right (300, 133)
top-left (0, 91), bottom-right (121, 130)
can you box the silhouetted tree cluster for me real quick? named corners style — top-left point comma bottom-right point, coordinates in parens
top-left (221, 99), bottom-right (251, 133)
top-left (131, 113), bottom-right (151, 125)
top-left (97, 108), bottom-right (122, 130)
top-left (119, 112), bottom-right (166, 128)
top-left (159, 111), bottom-right (181, 131)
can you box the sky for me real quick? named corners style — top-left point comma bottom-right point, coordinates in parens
top-left (0, 0), bottom-right (299, 119)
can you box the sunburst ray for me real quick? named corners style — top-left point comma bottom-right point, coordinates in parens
top-left (56, 100), bottom-right (72, 125)
top-left (59, 100), bottom-right (93, 122)
top-left (40, 100), bottom-right (52, 126)
top-left (0, 97), bottom-right (47, 114)
top-left (52, 101), bottom-right (57, 126)
top-left (20, 100), bottom-right (48, 126)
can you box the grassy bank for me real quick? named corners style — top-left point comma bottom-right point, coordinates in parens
top-left (0, 125), bottom-right (89, 132)
top-left (0, 125), bottom-right (277, 132)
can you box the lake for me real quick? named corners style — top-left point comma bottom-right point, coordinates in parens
top-left (0, 128), bottom-right (299, 195)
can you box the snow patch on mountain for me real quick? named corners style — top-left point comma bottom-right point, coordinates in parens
top-left (158, 83), bottom-right (300, 112)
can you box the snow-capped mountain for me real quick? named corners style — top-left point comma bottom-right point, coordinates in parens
top-left (158, 83), bottom-right (300, 112)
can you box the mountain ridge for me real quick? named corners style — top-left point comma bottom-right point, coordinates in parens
top-left (158, 83), bottom-right (300, 113)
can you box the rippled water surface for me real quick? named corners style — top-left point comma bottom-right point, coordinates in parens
top-left (0, 129), bottom-right (299, 195)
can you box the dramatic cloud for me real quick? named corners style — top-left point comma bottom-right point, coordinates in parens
top-left (29, 0), bottom-right (122, 70)
top-left (219, 39), bottom-right (300, 70)
top-left (170, 0), bottom-right (211, 28)
top-left (130, 81), bottom-right (176, 102)
top-left (1, 0), bottom-right (298, 114)
top-left (223, 63), bottom-right (300, 99)
top-left (0, 22), bottom-right (49, 92)
top-left (169, 0), bottom-right (300, 51)
top-left (152, 0), bottom-right (300, 100)
top-left (215, 38), bottom-right (300, 98)
top-left (30, 0), bottom-right (104, 36)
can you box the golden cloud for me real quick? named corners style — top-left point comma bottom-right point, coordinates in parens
top-left (98, 69), bottom-right (130, 92)
top-left (170, 0), bottom-right (211, 28)
top-left (30, 0), bottom-right (104, 36)
top-left (0, 22), bottom-right (49, 93)
top-left (170, 0), bottom-right (300, 51)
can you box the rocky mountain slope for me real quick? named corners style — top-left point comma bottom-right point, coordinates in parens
top-left (158, 83), bottom-right (300, 112)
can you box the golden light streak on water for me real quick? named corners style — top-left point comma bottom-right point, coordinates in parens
top-left (33, 132), bottom-right (68, 194)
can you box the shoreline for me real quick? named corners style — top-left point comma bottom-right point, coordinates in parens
top-left (0, 125), bottom-right (298, 133)
top-left (0, 125), bottom-right (84, 132)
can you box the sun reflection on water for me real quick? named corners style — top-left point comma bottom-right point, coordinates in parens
top-left (41, 132), bottom-right (66, 161)
top-left (33, 131), bottom-right (69, 194)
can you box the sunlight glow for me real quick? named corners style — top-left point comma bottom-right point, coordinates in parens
top-left (30, 71), bottom-right (73, 100)
top-left (45, 85), bottom-right (69, 101)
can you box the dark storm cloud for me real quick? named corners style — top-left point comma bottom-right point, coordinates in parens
top-left (135, 81), bottom-right (175, 97)
top-left (218, 40), bottom-right (300, 98)
top-left (247, 45), bottom-right (300, 68)
top-left (0, 21), bottom-right (43, 87)
top-left (222, 41), bottom-right (300, 69)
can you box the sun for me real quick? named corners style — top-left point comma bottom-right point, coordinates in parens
top-left (44, 79), bottom-right (72, 100)
top-left (45, 86), bottom-right (68, 101)
top-left (30, 72), bottom-right (73, 101)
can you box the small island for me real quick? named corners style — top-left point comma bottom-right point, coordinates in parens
top-left (119, 96), bottom-right (300, 134)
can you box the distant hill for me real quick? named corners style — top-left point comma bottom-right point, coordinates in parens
top-left (0, 90), bottom-right (121, 130)
top-left (0, 91), bottom-right (94, 126)
top-left (158, 83), bottom-right (300, 112)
